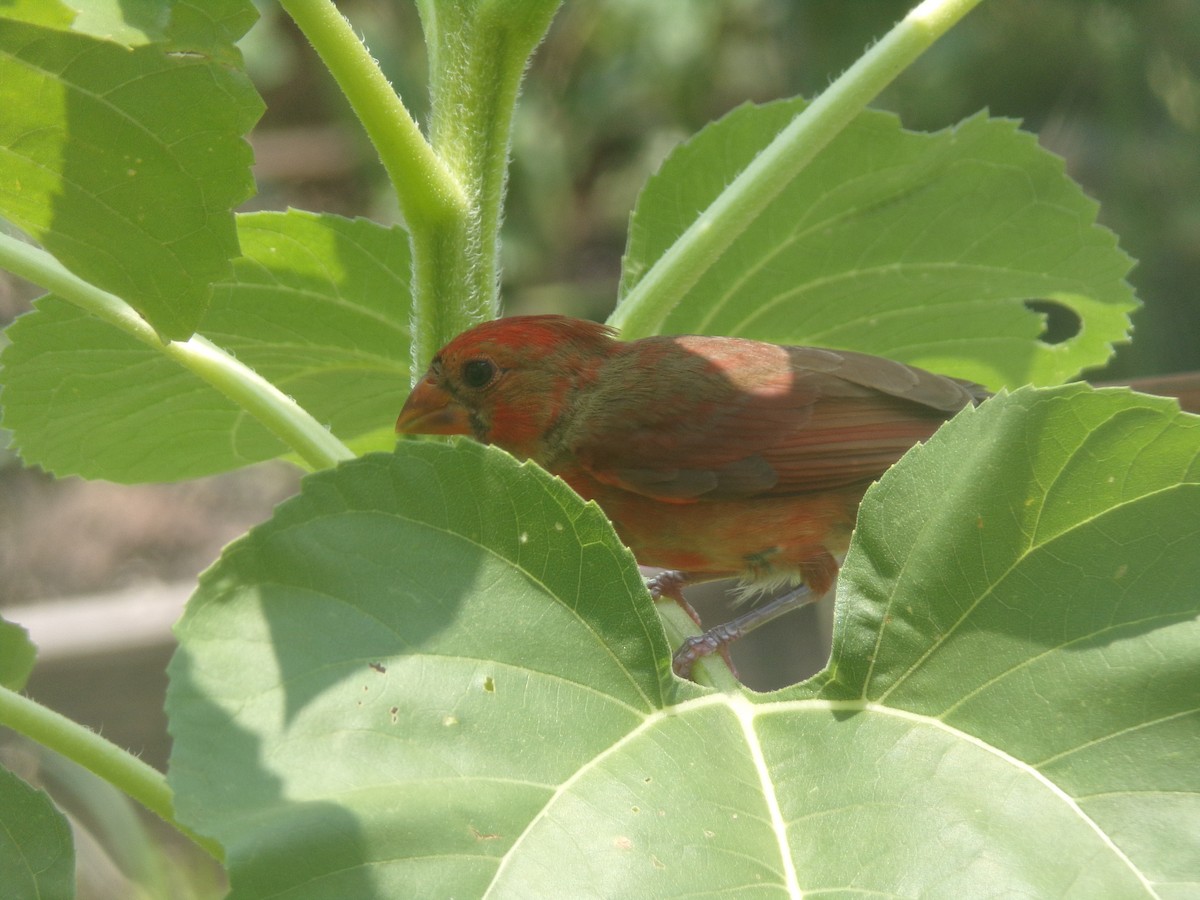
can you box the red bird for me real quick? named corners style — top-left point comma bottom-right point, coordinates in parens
top-left (396, 315), bottom-right (987, 677)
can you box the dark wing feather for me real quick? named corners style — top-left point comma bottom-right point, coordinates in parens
top-left (566, 335), bottom-right (984, 502)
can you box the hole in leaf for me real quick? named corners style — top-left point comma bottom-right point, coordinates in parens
top-left (1025, 299), bottom-right (1082, 345)
top-left (482, 676), bottom-right (495, 693)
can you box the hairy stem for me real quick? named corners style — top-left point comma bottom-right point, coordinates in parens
top-left (411, 0), bottom-right (563, 357)
top-left (276, 0), bottom-right (465, 226)
top-left (0, 685), bottom-right (223, 861)
top-left (276, 0), bottom-right (475, 381)
top-left (284, 0), bottom-right (563, 376)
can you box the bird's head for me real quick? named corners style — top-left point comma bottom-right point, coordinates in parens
top-left (396, 315), bottom-right (618, 462)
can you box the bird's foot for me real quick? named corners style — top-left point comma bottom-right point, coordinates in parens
top-left (645, 570), bottom-right (742, 680)
top-left (645, 570), bottom-right (703, 626)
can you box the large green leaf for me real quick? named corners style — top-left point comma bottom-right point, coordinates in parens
top-left (617, 99), bottom-right (1137, 389)
top-left (0, 765), bottom-right (74, 900)
top-left (167, 442), bottom-right (674, 898)
top-left (0, 14), bottom-right (261, 338)
top-left (0, 210), bottom-right (411, 482)
top-left (167, 388), bottom-right (1200, 897)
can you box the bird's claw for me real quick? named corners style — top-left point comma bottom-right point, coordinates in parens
top-left (645, 570), bottom-right (689, 601)
top-left (647, 570), bottom-right (744, 681)
top-left (645, 570), bottom-right (704, 628)
top-left (671, 623), bottom-right (738, 680)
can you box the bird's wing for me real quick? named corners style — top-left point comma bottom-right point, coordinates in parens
top-left (567, 336), bottom-right (985, 502)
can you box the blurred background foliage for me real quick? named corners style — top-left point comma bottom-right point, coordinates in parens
top-left (242, 0), bottom-right (1200, 380)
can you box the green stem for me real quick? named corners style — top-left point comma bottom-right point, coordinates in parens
top-left (0, 233), bottom-right (354, 470)
top-left (276, 0), bottom-right (466, 227)
top-left (609, 0), bottom-right (985, 337)
top-left (0, 685), bottom-right (223, 861)
top-left (276, 0), bottom-right (473, 383)
top-left (278, 0), bottom-right (475, 381)
top-left (654, 601), bottom-right (741, 693)
top-left (411, 0), bottom-right (563, 362)
top-left (278, 0), bottom-right (476, 384)
top-left (283, 0), bottom-right (562, 376)
top-left (277, 0), bottom-right (474, 383)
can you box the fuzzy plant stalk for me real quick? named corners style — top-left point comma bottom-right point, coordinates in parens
top-left (278, 0), bottom-right (563, 378)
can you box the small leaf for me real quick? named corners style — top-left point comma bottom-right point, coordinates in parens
top-left (0, 18), bottom-right (262, 338)
top-left (0, 211), bottom-right (411, 482)
top-left (0, 765), bottom-right (75, 900)
top-left (0, 616), bottom-right (36, 691)
top-left (617, 100), bottom-right (1137, 388)
top-left (166, 391), bottom-right (1200, 896)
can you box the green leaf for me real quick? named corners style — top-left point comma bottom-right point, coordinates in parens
top-left (0, 18), bottom-right (262, 339)
top-left (0, 616), bottom-right (36, 692)
top-left (166, 390), bottom-right (1200, 897)
top-left (0, 1), bottom-right (75, 32)
top-left (157, 0), bottom-right (260, 56)
top-left (0, 210), bottom-right (411, 482)
top-left (0, 765), bottom-right (75, 900)
top-left (617, 99), bottom-right (1138, 388)
top-left (0, 0), bottom-right (257, 52)
top-left (804, 386), bottom-right (1200, 894)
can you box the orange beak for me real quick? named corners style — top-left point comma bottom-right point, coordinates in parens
top-left (395, 376), bottom-right (472, 436)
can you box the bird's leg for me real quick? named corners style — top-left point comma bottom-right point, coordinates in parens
top-left (673, 551), bottom-right (838, 681)
top-left (672, 583), bottom-right (816, 680)
top-left (645, 570), bottom-right (740, 678)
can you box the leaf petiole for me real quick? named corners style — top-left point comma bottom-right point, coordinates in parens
top-left (0, 685), bottom-right (223, 861)
top-left (610, 0), bottom-right (985, 337)
top-left (0, 233), bottom-right (354, 471)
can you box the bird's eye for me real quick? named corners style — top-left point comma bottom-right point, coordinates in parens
top-left (461, 358), bottom-right (497, 389)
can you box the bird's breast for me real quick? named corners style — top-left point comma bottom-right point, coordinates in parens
top-left (556, 465), bottom-right (864, 585)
